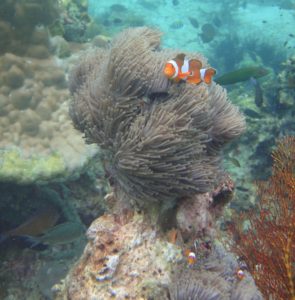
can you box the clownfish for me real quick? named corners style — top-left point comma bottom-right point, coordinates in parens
top-left (236, 269), bottom-right (245, 280)
top-left (184, 249), bottom-right (197, 266)
top-left (187, 252), bottom-right (197, 265)
top-left (163, 53), bottom-right (216, 85)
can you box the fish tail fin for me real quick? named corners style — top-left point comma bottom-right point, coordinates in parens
top-left (17, 235), bottom-right (48, 251)
top-left (204, 68), bottom-right (216, 84)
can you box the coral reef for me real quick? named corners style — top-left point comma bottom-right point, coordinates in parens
top-left (69, 27), bottom-right (245, 208)
top-left (0, 51), bottom-right (98, 184)
top-left (0, 0), bottom-right (59, 56)
top-left (228, 136), bottom-right (295, 299)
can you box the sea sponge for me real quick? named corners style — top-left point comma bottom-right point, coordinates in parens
top-left (70, 27), bottom-right (245, 207)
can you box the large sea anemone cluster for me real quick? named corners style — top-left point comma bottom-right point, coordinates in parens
top-left (69, 27), bottom-right (245, 207)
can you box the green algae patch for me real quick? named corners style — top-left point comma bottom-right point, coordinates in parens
top-left (0, 149), bottom-right (67, 184)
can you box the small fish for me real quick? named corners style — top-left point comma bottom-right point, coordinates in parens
top-left (236, 186), bottom-right (249, 192)
top-left (228, 156), bottom-right (241, 168)
top-left (163, 53), bottom-right (216, 85)
top-left (236, 269), bottom-right (245, 280)
top-left (200, 23), bottom-right (216, 43)
top-left (187, 252), bottom-right (197, 266)
top-left (212, 16), bottom-right (222, 27)
top-left (19, 222), bottom-right (85, 249)
top-left (170, 20), bottom-right (184, 29)
top-left (188, 17), bottom-right (199, 28)
top-left (184, 249), bottom-right (197, 266)
top-left (243, 108), bottom-right (262, 119)
top-left (0, 205), bottom-right (60, 244)
top-left (215, 66), bottom-right (269, 85)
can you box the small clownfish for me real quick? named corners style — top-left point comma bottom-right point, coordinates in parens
top-left (184, 249), bottom-right (197, 266)
top-left (236, 269), bottom-right (245, 280)
top-left (188, 252), bottom-right (197, 265)
top-left (163, 53), bottom-right (216, 85)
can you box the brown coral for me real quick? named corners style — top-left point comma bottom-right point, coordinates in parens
top-left (229, 136), bottom-right (295, 299)
top-left (69, 27), bottom-right (245, 207)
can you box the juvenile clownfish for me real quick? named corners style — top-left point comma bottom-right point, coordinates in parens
top-left (184, 249), bottom-right (197, 266)
top-left (236, 269), bottom-right (245, 280)
top-left (163, 53), bottom-right (216, 85)
top-left (187, 252), bottom-right (197, 265)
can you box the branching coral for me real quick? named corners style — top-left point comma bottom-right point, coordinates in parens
top-left (69, 27), bottom-right (245, 207)
top-left (229, 136), bottom-right (295, 299)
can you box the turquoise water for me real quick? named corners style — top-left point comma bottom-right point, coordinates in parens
top-left (89, 0), bottom-right (295, 71)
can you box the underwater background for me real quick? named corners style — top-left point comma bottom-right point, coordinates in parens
top-left (0, 0), bottom-right (294, 299)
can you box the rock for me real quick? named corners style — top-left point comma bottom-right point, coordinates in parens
top-left (55, 212), bottom-right (182, 300)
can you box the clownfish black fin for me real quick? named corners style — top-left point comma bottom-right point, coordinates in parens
top-left (175, 53), bottom-right (186, 61)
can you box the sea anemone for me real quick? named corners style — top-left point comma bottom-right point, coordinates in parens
top-left (69, 27), bottom-right (245, 207)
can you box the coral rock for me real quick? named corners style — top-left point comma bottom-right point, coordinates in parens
top-left (55, 212), bottom-right (182, 300)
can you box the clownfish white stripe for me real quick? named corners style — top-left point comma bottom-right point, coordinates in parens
top-left (181, 58), bottom-right (190, 74)
top-left (167, 60), bottom-right (179, 78)
top-left (200, 68), bottom-right (206, 81)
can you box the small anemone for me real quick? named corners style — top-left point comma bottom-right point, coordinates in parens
top-left (169, 268), bottom-right (225, 300)
top-left (170, 281), bottom-right (222, 300)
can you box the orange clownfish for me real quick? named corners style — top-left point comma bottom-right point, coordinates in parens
top-left (184, 249), bottom-right (197, 266)
top-left (163, 53), bottom-right (216, 85)
top-left (236, 269), bottom-right (245, 280)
